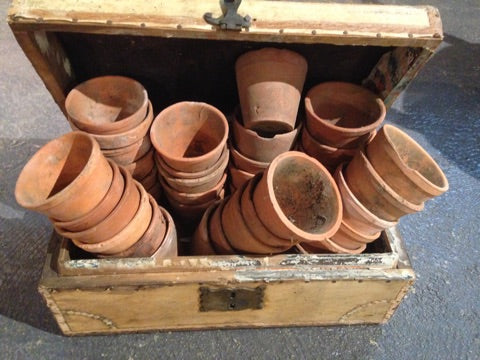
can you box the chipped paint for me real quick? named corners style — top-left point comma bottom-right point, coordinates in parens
top-left (65, 258), bottom-right (155, 269)
top-left (279, 253), bottom-right (397, 267)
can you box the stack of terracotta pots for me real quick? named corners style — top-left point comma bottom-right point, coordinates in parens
top-left (151, 102), bottom-right (229, 222)
top-left (301, 82), bottom-right (385, 172)
top-left (15, 132), bottom-right (177, 258)
top-left (192, 151), bottom-right (343, 255)
top-left (230, 48), bottom-right (306, 190)
top-left (65, 76), bottom-right (161, 200)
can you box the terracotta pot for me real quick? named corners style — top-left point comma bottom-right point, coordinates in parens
top-left (167, 194), bottom-right (220, 222)
top-left (65, 76), bottom-right (148, 135)
top-left (158, 164), bottom-right (227, 194)
top-left (334, 163), bottom-right (396, 236)
top-left (15, 131), bottom-right (113, 221)
top-left (102, 135), bottom-right (152, 166)
top-left (301, 126), bottom-right (357, 169)
top-left (208, 198), bottom-right (236, 255)
top-left (56, 168), bottom-right (140, 244)
top-left (124, 150), bottom-right (155, 180)
top-left (52, 160), bottom-right (124, 233)
top-left (305, 82), bottom-right (386, 148)
top-left (72, 182), bottom-right (152, 255)
top-left (240, 173), bottom-right (293, 248)
top-left (155, 145), bottom-right (229, 180)
top-left (344, 151), bottom-right (424, 221)
top-left (191, 202), bottom-right (219, 256)
top-left (140, 167), bottom-right (158, 190)
top-left (150, 206), bottom-right (178, 258)
top-left (366, 124), bottom-right (449, 204)
top-left (331, 220), bottom-right (380, 250)
top-left (230, 145), bottom-right (269, 174)
top-left (160, 172), bottom-right (226, 205)
top-left (252, 151), bottom-right (342, 244)
top-left (147, 182), bottom-right (163, 199)
top-left (301, 239), bottom-right (366, 255)
top-left (231, 108), bottom-right (300, 162)
top-left (236, 48), bottom-right (307, 133)
top-left (150, 101), bottom-right (228, 172)
top-left (228, 162), bottom-right (255, 190)
top-left (70, 101), bottom-right (154, 150)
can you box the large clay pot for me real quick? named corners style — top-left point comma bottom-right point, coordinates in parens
top-left (334, 163), bottom-right (396, 236)
top-left (191, 202), bottom-right (219, 256)
top-left (208, 198), bottom-right (236, 255)
top-left (65, 76), bottom-right (148, 135)
top-left (102, 135), bottom-right (152, 166)
top-left (56, 168), bottom-right (140, 244)
top-left (52, 160), bottom-right (124, 233)
top-left (150, 206), bottom-right (178, 258)
top-left (231, 108), bottom-right (300, 162)
top-left (236, 48), bottom-right (307, 133)
top-left (150, 102), bottom-right (228, 172)
top-left (305, 82), bottom-right (385, 148)
top-left (366, 124), bottom-right (449, 204)
top-left (15, 131), bottom-right (113, 221)
top-left (124, 150), bottom-right (155, 180)
top-left (228, 162), bottom-right (255, 190)
top-left (253, 151), bottom-right (342, 244)
top-left (230, 145), bottom-right (269, 174)
top-left (344, 151), bottom-right (424, 221)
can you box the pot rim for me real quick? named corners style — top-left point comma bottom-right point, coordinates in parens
top-left (235, 47), bottom-right (308, 70)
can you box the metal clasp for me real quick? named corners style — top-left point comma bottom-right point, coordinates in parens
top-left (204, 0), bottom-right (251, 31)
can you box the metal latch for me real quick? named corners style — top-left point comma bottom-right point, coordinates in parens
top-left (199, 286), bottom-right (264, 312)
top-left (204, 0), bottom-right (251, 31)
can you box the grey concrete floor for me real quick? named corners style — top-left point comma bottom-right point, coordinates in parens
top-left (1, 1), bottom-right (479, 359)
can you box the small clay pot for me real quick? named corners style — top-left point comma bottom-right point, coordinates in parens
top-left (301, 239), bottom-right (366, 255)
top-left (231, 108), bottom-right (300, 162)
top-left (140, 167), bottom-right (158, 190)
top-left (65, 76), bottom-right (148, 135)
top-left (240, 173), bottom-right (293, 248)
top-left (331, 220), bottom-right (380, 250)
top-left (252, 151), bottom-right (342, 244)
top-left (228, 162), bottom-right (255, 190)
top-left (102, 135), bottom-right (152, 166)
top-left (191, 202), bottom-right (219, 256)
top-left (236, 48), bottom-right (307, 133)
top-left (124, 150), bottom-right (155, 180)
top-left (158, 166), bottom-right (227, 194)
top-left (208, 198), bottom-right (236, 255)
top-left (150, 206), bottom-right (178, 258)
top-left (305, 82), bottom-right (385, 148)
top-left (167, 195), bottom-right (221, 223)
top-left (15, 131), bottom-right (113, 221)
top-left (52, 160), bottom-right (124, 233)
top-left (56, 168), bottom-right (140, 244)
top-left (366, 124), bottom-right (449, 204)
top-left (230, 145), bottom-right (269, 174)
top-left (344, 151), bottom-right (424, 221)
top-left (150, 101), bottom-right (228, 172)
top-left (72, 182), bottom-right (153, 255)
top-left (334, 163), bottom-right (396, 236)
top-left (147, 183), bottom-right (163, 202)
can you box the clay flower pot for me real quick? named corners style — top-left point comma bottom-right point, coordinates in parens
top-left (72, 182), bottom-right (153, 255)
top-left (65, 76), bottom-right (148, 135)
top-left (305, 82), bottom-right (386, 148)
top-left (147, 183), bottom-right (163, 202)
top-left (330, 220), bottom-right (380, 250)
top-left (102, 135), bottom-right (152, 166)
top-left (140, 167), bottom-right (158, 190)
top-left (228, 162), bottom-right (255, 190)
top-left (168, 195), bottom-right (220, 222)
top-left (15, 131), bottom-right (113, 221)
top-left (366, 124), bottom-right (449, 204)
top-left (231, 108), bottom-right (300, 162)
top-left (52, 160), bottom-right (124, 233)
top-left (191, 202), bottom-right (219, 256)
top-left (236, 48), bottom-right (307, 133)
top-left (208, 198), bottom-right (236, 255)
top-left (253, 151), bottom-right (342, 244)
top-left (150, 101), bottom-right (228, 172)
top-left (150, 206), bottom-right (178, 258)
top-left (301, 238), bottom-right (366, 255)
top-left (230, 145), bottom-right (269, 174)
top-left (240, 173), bottom-right (293, 248)
top-left (124, 150), bottom-right (155, 180)
top-left (334, 163), bottom-right (396, 236)
top-left (56, 168), bottom-right (141, 244)
top-left (344, 151), bottom-right (424, 221)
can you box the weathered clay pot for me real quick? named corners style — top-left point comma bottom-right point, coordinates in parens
top-left (236, 48), bottom-right (307, 133)
top-left (150, 206), bottom-right (177, 258)
top-left (366, 124), bottom-right (449, 204)
top-left (139, 167), bottom-right (158, 190)
top-left (231, 108), bottom-right (300, 162)
top-left (208, 198), bottom-right (236, 255)
top-left (102, 135), bottom-right (152, 166)
top-left (230, 145), bottom-right (269, 174)
top-left (72, 182), bottom-right (152, 255)
top-left (52, 160), bottom-right (124, 233)
top-left (56, 168), bottom-right (140, 244)
top-left (228, 162), bottom-right (255, 190)
top-left (344, 151), bottom-right (424, 221)
top-left (241, 173), bottom-right (293, 248)
top-left (301, 238), bottom-right (366, 255)
top-left (15, 131), bottom-right (113, 221)
top-left (147, 183), bottom-right (163, 202)
top-left (334, 163), bottom-right (396, 236)
top-left (65, 76), bottom-right (148, 135)
top-left (305, 82), bottom-right (385, 148)
top-left (331, 220), bottom-right (380, 250)
top-left (253, 151), bottom-right (342, 244)
top-left (167, 194), bottom-right (221, 222)
top-left (191, 202), bottom-right (219, 256)
top-left (124, 150), bottom-right (155, 180)
top-left (150, 101), bottom-right (228, 172)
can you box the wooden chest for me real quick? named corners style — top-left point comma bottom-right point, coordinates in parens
top-left (8, 0), bottom-right (442, 335)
